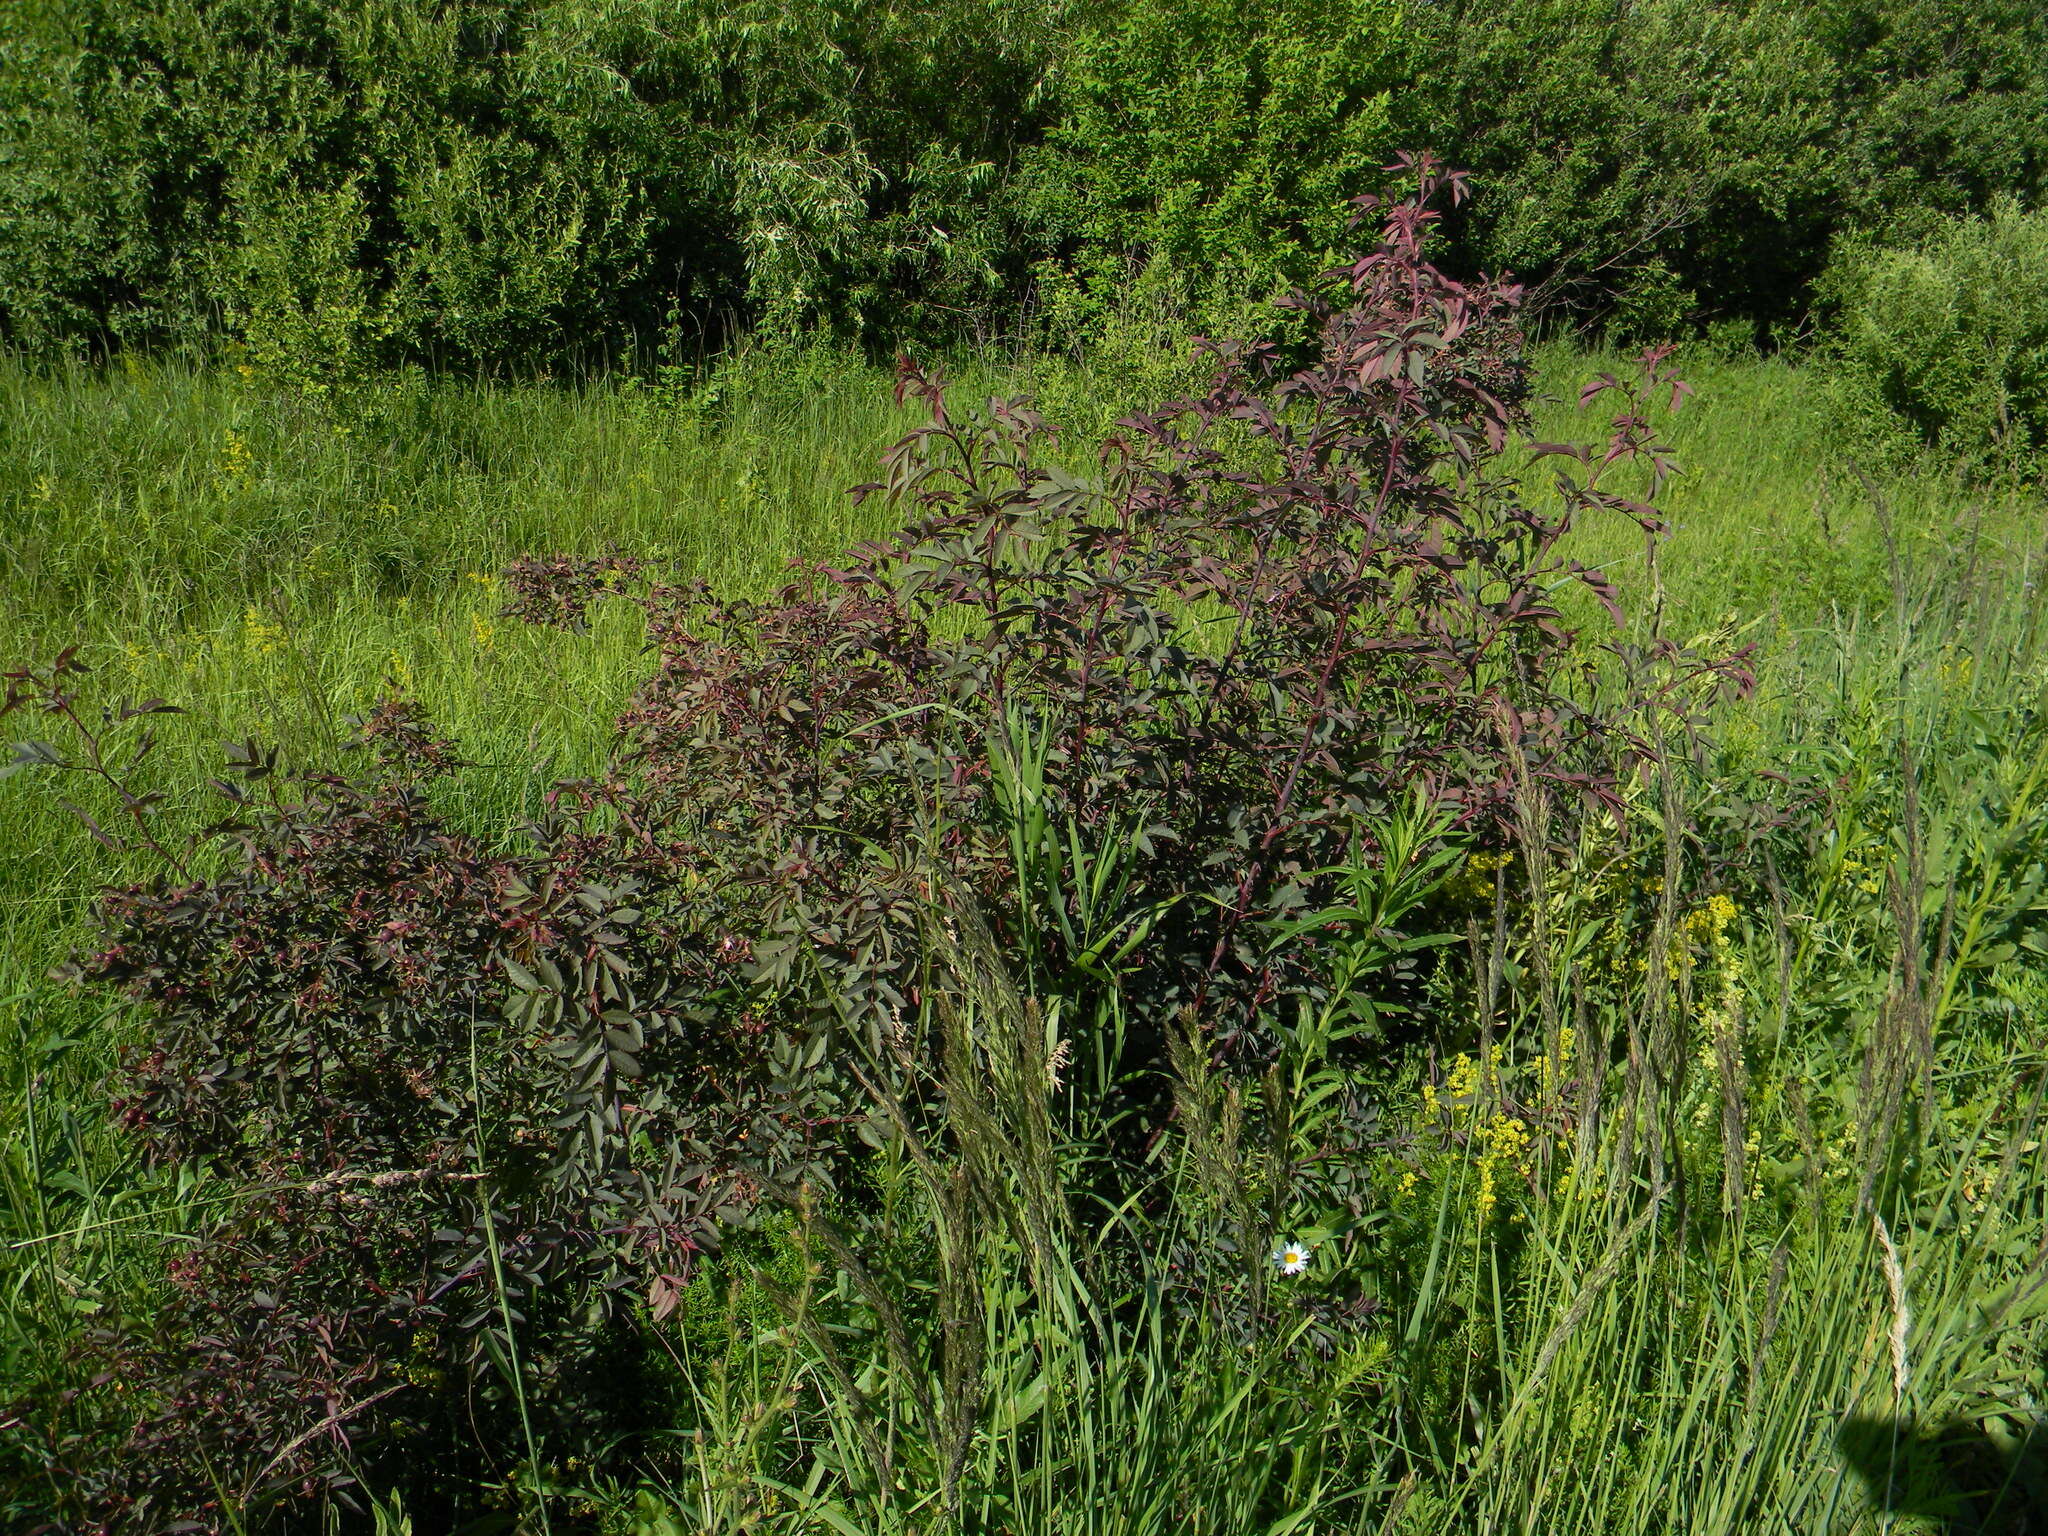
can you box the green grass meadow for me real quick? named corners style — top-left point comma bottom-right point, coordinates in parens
top-left (6, 344), bottom-right (2048, 1532)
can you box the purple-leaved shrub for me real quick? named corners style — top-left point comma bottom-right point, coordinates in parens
top-left (9, 155), bottom-right (1744, 1531)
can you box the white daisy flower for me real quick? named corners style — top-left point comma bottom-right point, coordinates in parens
top-left (1271, 1239), bottom-right (1312, 1276)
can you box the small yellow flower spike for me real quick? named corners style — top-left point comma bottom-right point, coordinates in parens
top-left (1444, 1053), bottom-right (1478, 1108)
top-left (218, 428), bottom-right (253, 488)
top-left (1474, 1112), bottom-right (1533, 1220)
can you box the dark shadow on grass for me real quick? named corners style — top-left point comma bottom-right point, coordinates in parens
top-left (1838, 1414), bottom-right (2048, 1532)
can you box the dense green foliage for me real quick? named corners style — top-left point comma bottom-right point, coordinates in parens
top-left (1402, 0), bottom-right (2048, 344)
top-left (1821, 201), bottom-right (2048, 474)
top-left (5, 0), bottom-right (2048, 373)
top-left (1015, 0), bottom-right (1403, 336)
top-left (0, 0), bottom-right (1060, 372)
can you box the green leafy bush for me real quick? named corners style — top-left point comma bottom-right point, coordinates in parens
top-left (7, 0), bottom-right (2048, 369)
top-left (1394, 0), bottom-right (2048, 343)
top-left (1015, 0), bottom-right (1403, 338)
top-left (1393, 0), bottom-right (1825, 338)
top-left (0, 0), bottom-right (1062, 372)
top-left (1820, 202), bottom-right (2048, 474)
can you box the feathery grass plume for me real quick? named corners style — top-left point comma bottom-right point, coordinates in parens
top-left (1164, 1006), bottom-right (1252, 1236)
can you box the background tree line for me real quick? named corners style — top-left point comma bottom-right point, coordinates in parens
top-left (2, 0), bottom-right (2045, 376)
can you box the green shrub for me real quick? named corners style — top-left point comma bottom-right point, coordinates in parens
top-left (8, 0), bottom-right (2048, 370)
top-left (0, 0), bottom-right (1065, 373)
top-left (1022, 0), bottom-right (2048, 346)
top-left (1821, 201), bottom-right (2048, 475)
top-left (1015, 0), bottom-right (1404, 339)
top-left (1394, 0), bottom-right (1819, 336)
top-left (1400, 0), bottom-right (2048, 343)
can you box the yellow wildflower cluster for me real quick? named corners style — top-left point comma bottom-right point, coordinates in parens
top-left (1691, 892), bottom-right (1742, 989)
top-left (1422, 1047), bottom-right (1480, 1123)
top-left (242, 606), bottom-right (287, 656)
top-left (119, 639), bottom-right (172, 671)
top-left (1444, 848), bottom-right (1514, 906)
top-left (1414, 1044), bottom-right (1558, 1223)
top-left (1676, 892), bottom-right (1745, 1050)
top-left (1474, 1112), bottom-right (1533, 1218)
top-left (1447, 1048), bottom-right (1485, 1104)
top-left (404, 1327), bottom-right (445, 1390)
top-left (466, 571), bottom-right (502, 652)
top-left (1541, 1025), bottom-right (1576, 1099)
top-left (1675, 892), bottom-right (1738, 961)
top-left (1618, 889), bottom-right (1741, 984)
top-left (217, 428), bottom-right (253, 489)
top-left (1840, 855), bottom-right (1884, 897)
top-left (1682, 894), bottom-right (1746, 1129)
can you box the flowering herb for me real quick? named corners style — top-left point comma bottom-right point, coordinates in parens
top-left (1272, 1240), bottom-right (1314, 1277)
